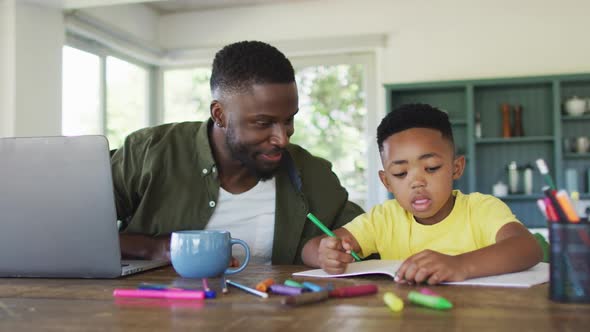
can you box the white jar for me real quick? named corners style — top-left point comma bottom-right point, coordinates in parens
top-left (493, 181), bottom-right (508, 197)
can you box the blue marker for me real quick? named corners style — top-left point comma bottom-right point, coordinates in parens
top-left (302, 281), bottom-right (324, 292)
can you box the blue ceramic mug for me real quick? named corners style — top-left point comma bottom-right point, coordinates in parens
top-left (170, 230), bottom-right (250, 278)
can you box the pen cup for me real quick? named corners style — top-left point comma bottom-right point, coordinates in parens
top-left (548, 222), bottom-right (590, 303)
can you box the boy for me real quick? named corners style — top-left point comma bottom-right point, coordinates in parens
top-left (301, 103), bottom-right (542, 285)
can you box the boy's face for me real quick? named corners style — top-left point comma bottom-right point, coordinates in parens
top-left (378, 127), bottom-right (465, 225)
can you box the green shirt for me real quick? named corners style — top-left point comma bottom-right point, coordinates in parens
top-left (111, 120), bottom-right (364, 264)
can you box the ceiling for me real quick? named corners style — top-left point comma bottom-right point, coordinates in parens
top-left (20, 0), bottom-right (312, 12)
top-left (145, 0), bottom-right (312, 14)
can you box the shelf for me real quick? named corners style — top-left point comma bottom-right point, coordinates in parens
top-left (450, 119), bottom-right (467, 125)
top-left (562, 114), bottom-right (590, 121)
top-left (564, 153), bottom-right (590, 159)
top-left (386, 72), bottom-right (590, 228)
top-left (495, 194), bottom-right (544, 201)
top-left (476, 136), bottom-right (554, 144)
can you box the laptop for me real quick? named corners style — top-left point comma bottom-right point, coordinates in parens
top-left (0, 135), bottom-right (169, 278)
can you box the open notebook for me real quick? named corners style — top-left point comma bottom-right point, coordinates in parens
top-left (293, 260), bottom-right (549, 288)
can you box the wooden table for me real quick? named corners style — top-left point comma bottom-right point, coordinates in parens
top-left (1, 264), bottom-right (589, 331)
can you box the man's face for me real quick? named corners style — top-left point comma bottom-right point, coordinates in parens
top-left (223, 83), bottom-right (299, 180)
top-left (378, 128), bottom-right (465, 225)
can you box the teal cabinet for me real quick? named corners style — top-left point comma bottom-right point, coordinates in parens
top-left (385, 74), bottom-right (590, 227)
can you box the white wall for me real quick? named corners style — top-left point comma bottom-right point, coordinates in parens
top-left (5, 0), bottom-right (590, 137)
top-left (80, 3), bottom-right (159, 46)
top-left (14, 2), bottom-right (64, 136)
top-left (158, 0), bottom-right (590, 83)
top-left (0, 0), bottom-right (16, 137)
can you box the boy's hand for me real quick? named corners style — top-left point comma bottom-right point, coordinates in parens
top-left (395, 250), bottom-right (467, 285)
top-left (318, 237), bottom-right (355, 274)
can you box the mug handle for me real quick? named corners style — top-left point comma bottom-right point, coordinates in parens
top-left (224, 238), bottom-right (250, 275)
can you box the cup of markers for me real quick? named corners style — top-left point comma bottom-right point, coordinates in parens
top-left (548, 222), bottom-right (590, 303)
top-left (535, 159), bottom-right (590, 303)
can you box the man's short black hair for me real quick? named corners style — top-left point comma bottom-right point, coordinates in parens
top-left (377, 103), bottom-right (454, 152)
top-left (210, 40), bottom-right (295, 96)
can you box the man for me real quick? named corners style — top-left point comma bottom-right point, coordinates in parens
top-left (112, 40), bottom-right (364, 265)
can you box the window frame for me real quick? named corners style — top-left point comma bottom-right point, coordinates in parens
top-left (64, 33), bottom-right (157, 138)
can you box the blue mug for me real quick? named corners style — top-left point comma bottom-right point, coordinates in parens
top-left (170, 230), bottom-right (250, 279)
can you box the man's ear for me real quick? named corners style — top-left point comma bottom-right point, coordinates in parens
top-left (452, 155), bottom-right (466, 180)
top-left (210, 100), bottom-right (225, 127)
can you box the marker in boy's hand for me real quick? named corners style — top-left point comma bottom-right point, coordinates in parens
top-left (318, 236), bottom-right (356, 274)
top-left (395, 250), bottom-right (467, 285)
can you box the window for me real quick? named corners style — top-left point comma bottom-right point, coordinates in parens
top-left (163, 67), bottom-right (211, 123)
top-left (293, 62), bottom-right (369, 208)
top-left (62, 42), bottom-right (152, 149)
top-left (62, 46), bottom-right (101, 136)
top-left (106, 56), bottom-right (149, 148)
top-left (160, 56), bottom-right (377, 209)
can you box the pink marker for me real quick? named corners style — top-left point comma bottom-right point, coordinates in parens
top-left (113, 289), bottom-right (205, 300)
top-left (419, 288), bottom-right (439, 297)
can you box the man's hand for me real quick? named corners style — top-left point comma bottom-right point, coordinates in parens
top-left (146, 236), bottom-right (171, 261)
top-left (395, 250), bottom-right (467, 285)
top-left (120, 234), bottom-right (171, 261)
top-left (318, 237), bottom-right (355, 274)
top-left (230, 257), bottom-right (240, 267)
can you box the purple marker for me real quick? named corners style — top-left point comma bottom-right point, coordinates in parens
top-left (269, 284), bottom-right (305, 296)
top-left (420, 288), bottom-right (440, 297)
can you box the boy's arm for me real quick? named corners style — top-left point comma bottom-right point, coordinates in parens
top-left (458, 221), bottom-right (543, 279)
top-left (396, 222), bottom-right (543, 284)
top-left (301, 228), bottom-right (361, 271)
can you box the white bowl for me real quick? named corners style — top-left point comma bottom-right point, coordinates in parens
top-left (565, 97), bottom-right (586, 116)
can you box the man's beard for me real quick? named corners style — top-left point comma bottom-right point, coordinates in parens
top-left (225, 126), bottom-right (282, 181)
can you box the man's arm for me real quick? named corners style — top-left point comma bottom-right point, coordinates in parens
top-left (119, 234), bottom-right (171, 261)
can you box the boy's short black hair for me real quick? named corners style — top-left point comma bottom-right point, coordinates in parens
top-left (377, 103), bottom-right (454, 152)
top-left (210, 40), bottom-right (295, 96)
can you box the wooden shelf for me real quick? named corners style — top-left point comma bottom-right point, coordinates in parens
top-left (476, 136), bottom-right (554, 144)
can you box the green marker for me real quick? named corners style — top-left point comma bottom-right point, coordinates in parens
top-left (284, 279), bottom-right (304, 288)
top-left (306, 212), bottom-right (361, 261)
top-left (408, 291), bottom-right (453, 310)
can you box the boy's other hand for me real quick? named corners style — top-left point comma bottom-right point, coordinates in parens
top-left (318, 237), bottom-right (355, 274)
top-left (395, 250), bottom-right (467, 285)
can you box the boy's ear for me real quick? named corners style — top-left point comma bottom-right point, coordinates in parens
top-left (378, 170), bottom-right (391, 191)
top-left (452, 155), bottom-right (466, 180)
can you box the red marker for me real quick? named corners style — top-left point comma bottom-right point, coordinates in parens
top-left (329, 284), bottom-right (378, 298)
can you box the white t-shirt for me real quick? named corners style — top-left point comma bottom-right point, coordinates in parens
top-left (205, 178), bottom-right (276, 265)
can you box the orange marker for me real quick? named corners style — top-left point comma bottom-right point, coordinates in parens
top-left (555, 190), bottom-right (580, 223)
top-left (255, 278), bottom-right (275, 292)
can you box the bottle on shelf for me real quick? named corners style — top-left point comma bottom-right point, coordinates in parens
top-left (508, 161), bottom-right (519, 194)
top-left (523, 164), bottom-right (533, 195)
top-left (475, 112), bottom-right (482, 138)
top-left (501, 103), bottom-right (512, 138)
top-left (513, 105), bottom-right (524, 137)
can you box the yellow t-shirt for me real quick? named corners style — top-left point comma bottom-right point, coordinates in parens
top-left (343, 190), bottom-right (519, 259)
